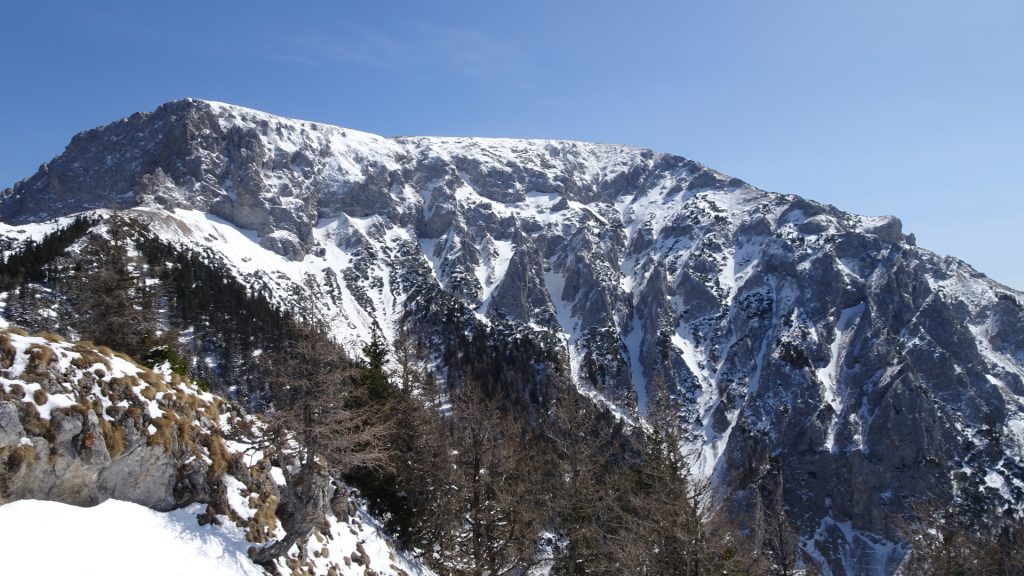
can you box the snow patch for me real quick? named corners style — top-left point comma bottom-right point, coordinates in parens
top-left (816, 303), bottom-right (865, 451)
top-left (623, 314), bottom-right (648, 416)
top-left (0, 499), bottom-right (263, 576)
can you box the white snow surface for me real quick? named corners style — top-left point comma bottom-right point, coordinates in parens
top-left (0, 499), bottom-right (263, 576)
top-left (816, 303), bottom-right (865, 452)
top-left (802, 514), bottom-right (905, 576)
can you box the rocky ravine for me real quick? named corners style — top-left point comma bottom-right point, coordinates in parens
top-left (3, 99), bottom-right (1023, 575)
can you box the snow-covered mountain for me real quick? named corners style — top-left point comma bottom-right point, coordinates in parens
top-left (3, 99), bottom-right (1023, 575)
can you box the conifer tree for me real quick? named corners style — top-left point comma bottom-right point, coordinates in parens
top-left (75, 217), bottom-right (158, 357)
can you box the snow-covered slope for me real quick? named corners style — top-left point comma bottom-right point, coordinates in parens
top-left (0, 328), bottom-right (432, 576)
top-left (2, 99), bottom-right (1023, 575)
top-left (0, 497), bottom-right (427, 576)
top-left (0, 499), bottom-right (262, 576)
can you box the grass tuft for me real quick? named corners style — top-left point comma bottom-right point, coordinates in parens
top-left (32, 388), bottom-right (49, 406)
top-left (205, 434), bottom-right (230, 479)
top-left (140, 385), bottom-right (157, 401)
top-left (138, 370), bottom-right (168, 391)
top-left (147, 416), bottom-right (176, 451)
top-left (20, 402), bottom-right (49, 437)
top-left (98, 418), bottom-right (126, 458)
top-left (25, 345), bottom-right (55, 376)
top-left (5, 443), bottom-right (36, 473)
top-left (107, 376), bottom-right (138, 403)
top-left (0, 332), bottom-right (16, 370)
top-left (71, 348), bottom-right (112, 371)
top-left (246, 494), bottom-right (280, 543)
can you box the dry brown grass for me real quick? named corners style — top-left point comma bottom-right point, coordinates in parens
top-left (32, 388), bottom-right (49, 406)
top-left (140, 385), bottom-right (157, 401)
top-left (205, 434), bottom-right (230, 479)
top-left (6, 327), bottom-right (28, 337)
top-left (0, 332), bottom-right (16, 370)
top-left (203, 401), bottom-right (221, 423)
top-left (246, 494), bottom-right (280, 543)
top-left (106, 376), bottom-right (138, 403)
top-left (20, 403), bottom-right (49, 437)
top-left (96, 345), bottom-right (114, 357)
top-left (175, 417), bottom-right (196, 454)
top-left (147, 413), bottom-right (198, 456)
top-left (0, 382), bottom-right (22, 402)
top-left (4, 442), bottom-right (36, 473)
top-left (126, 404), bottom-right (144, 424)
top-left (138, 370), bottom-right (168, 392)
top-left (71, 348), bottom-right (112, 371)
top-left (168, 390), bottom-right (202, 416)
top-left (7, 383), bottom-right (24, 400)
top-left (66, 403), bottom-right (91, 418)
top-left (37, 332), bottom-right (65, 343)
top-left (148, 416), bottom-right (176, 451)
top-left (25, 345), bottom-right (55, 376)
top-left (98, 418), bottom-right (126, 458)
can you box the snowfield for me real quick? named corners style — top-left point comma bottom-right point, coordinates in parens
top-left (0, 499), bottom-right (263, 576)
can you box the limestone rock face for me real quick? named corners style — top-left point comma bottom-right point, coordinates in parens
top-left (0, 402), bottom-right (23, 446)
top-left (2, 403), bottom-right (181, 510)
top-left (0, 333), bottom-right (232, 513)
top-left (3, 100), bottom-right (1024, 575)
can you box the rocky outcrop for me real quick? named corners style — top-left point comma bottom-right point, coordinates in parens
top-left (0, 329), bottom-right (432, 576)
top-left (0, 332), bottom-right (223, 510)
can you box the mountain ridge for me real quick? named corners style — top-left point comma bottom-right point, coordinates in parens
top-left (2, 99), bottom-right (1022, 576)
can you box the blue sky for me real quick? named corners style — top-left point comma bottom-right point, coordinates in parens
top-left (2, 1), bottom-right (1022, 288)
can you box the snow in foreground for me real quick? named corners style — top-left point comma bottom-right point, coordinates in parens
top-left (0, 499), bottom-right (262, 576)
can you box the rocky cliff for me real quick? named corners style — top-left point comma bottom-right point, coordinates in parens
top-left (3, 99), bottom-right (1023, 575)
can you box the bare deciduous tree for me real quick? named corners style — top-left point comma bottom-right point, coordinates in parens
top-left (240, 323), bottom-right (395, 565)
top-left (896, 497), bottom-right (1024, 576)
top-left (431, 382), bottom-right (544, 576)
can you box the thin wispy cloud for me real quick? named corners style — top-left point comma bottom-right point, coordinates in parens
top-left (413, 22), bottom-right (526, 85)
top-left (269, 22), bottom-right (532, 91)
top-left (277, 28), bottom-right (405, 70)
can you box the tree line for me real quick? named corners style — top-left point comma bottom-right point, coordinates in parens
top-left (253, 317), bottom-right (790, 575)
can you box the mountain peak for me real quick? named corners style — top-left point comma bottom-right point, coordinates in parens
top-left (2, 101), bottom-right (1022, 574)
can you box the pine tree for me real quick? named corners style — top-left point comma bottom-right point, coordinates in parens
top-left (359, 319), bottom-right (393, 401)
